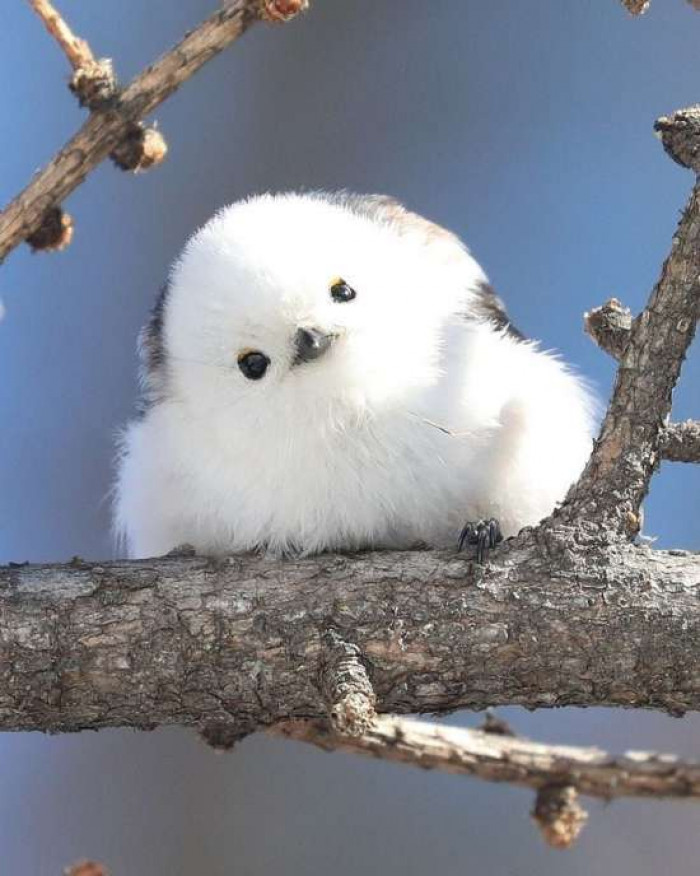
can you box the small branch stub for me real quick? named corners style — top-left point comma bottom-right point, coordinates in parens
top-left (655, 106), bottom-right (700, 173)
top-left (532, 785), bottom-right (588, 849)
top-left (584, 298), bottom-right (633, 361)
top-left (26, 206), bottom-right (74, 252)
top-left (111, 124), bottom-right (168, 173)
top-left (321, 631), bottom-right (376, 737)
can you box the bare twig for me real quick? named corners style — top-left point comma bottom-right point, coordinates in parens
top-left (0, 1), bottom-right (307, 262)
top-left (273, 714), bottom-right (700, 801)
top-left (27, 0), bottom-right (95, 70)
top-left (661, 420), bottom-right (700, 463)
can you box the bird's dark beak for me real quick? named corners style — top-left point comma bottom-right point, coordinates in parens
top-left (292, 327), bottom-right (337, 366)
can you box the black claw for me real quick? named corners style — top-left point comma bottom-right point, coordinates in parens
top-left (457, 518), bottom-right (503, 564)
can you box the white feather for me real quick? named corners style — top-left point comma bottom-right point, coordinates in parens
top-left (114, 192), bottom-right (596, 558)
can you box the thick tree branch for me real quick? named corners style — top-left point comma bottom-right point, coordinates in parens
top-left (0, 539), bottom-right (698, 737)
top-left (273, 714), bottom-right (700, 801)
top-left (0, 0), bottom-right (307, 263)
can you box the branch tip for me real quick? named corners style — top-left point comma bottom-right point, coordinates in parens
top-left (532, 785), bottom-right (588, 849)
top-left (26, 206), bottom-right (73, 252)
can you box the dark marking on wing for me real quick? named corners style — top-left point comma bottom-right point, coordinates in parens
top-left (141, 280), bottom-right (170, 374)
top-left (471, 280), bottom-right (526, 341)
top-left (135, 280), bottom-right (171, 417)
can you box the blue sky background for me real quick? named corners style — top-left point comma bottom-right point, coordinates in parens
top-left (1, 1), bottom-right (699, 873)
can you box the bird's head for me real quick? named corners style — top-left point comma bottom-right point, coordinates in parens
top-left (146, 192), bottom-right (484, 424)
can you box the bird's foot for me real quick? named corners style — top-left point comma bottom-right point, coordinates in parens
top-left (457, 518), bottom-right (502, 564)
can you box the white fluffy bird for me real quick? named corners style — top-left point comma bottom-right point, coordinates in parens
top-left (115, 192), bottom-right (595, 560)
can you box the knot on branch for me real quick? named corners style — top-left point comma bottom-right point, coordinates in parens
top-left (259, 0), bottom-right (309, 22)
top-left (531, 785), bottom-right (588, 849)
top-left (321, 630), bottom-right (376, 737)
top-left (111, 124), bottom-right (168, 173)
top-left (26, 205), bottom-right (74, 252)
top-left (69, 58), bottom-right (117, 110)
top-left (584, 298), bottom-right (633, 360)
top-left (655, 106), bottom-right (700, 172)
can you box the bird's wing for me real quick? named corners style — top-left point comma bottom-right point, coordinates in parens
top-left (134, 280), bottom-right (170, 416)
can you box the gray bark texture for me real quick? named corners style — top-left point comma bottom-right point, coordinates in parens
top-left (0, 536), bottom-right (698, 738)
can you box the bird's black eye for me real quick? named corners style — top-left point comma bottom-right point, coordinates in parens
top-left (237, 350), bottom-right (270, 380)
top-left (330, 279), bottom-right (357, 303)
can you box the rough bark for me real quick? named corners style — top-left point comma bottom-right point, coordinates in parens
top-left (0, 537), bottom-right (698, 737)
